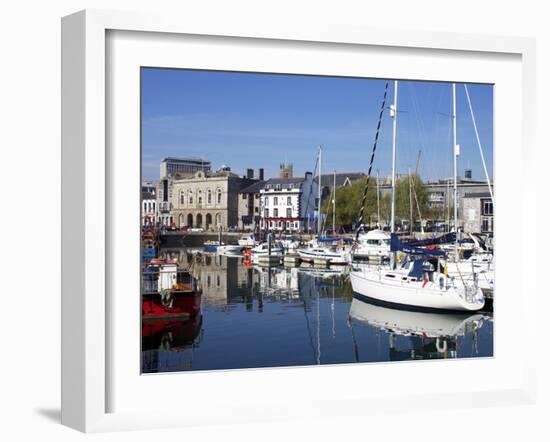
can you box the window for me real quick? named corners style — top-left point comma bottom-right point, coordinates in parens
top-left (255, 207), bottom-right (259, 213)
top-left (207, 189), bottom-right (212, 204)
top-left (286, 221), bottom-right (290, 229)
top-left (286, 208), bottom-right (291, 218)
top-left (294, 222), bottom-right (298, 229)
top-left (264, 209), bottom-right (269, 218)
top-left (482, 200), bottom-right (493, 216)
top-left (278, 221), bottom-right (282, 228)
top-left (276, 184), bottom-right (282, 191)
top-left (180, 191), bottom-right (185, 205)
top-left (189, 191), bottom-right (193, 205)
top-left (217, 189), bottom-right (222, 204)
top-left (274, 196), bottom-right (278, 205)
top-left (242, 193), bottom-right (246, 199)
top-left (274, 208), bottom-right (278, 217)
top-left (287, 196), bottom-right (291, 205)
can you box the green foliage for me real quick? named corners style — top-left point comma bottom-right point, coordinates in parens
top-left (322, 175), bottom-right (430, 228)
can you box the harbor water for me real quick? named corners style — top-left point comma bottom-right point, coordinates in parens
top-left (141, 247), bottom-right (493, 374)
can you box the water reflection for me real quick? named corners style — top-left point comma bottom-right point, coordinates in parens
top-left (141, 248), bottom-right (493, 373)
top-left (348, 298), bottom-right (491, 361)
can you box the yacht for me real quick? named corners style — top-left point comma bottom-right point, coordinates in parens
top-left (353, 229), bottom-right (391, 260)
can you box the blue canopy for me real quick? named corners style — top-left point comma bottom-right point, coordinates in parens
top-left (405, 232), bottom-right (456, 248)
top-left (390, 234), bottom-right (446, 257)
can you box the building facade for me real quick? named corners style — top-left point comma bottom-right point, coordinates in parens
top-left (160, 157), bottom-right (212, 179)
top-left (170, 168), bottom-right (255, 230)
top-left (141, 181), bottom-right (157, 226)
top-left (462, 192), bottom-right (494, 234)
top-left (259, 173), bottom-right (315, 232)
top-left (238, 180), bottom-right (265, 231)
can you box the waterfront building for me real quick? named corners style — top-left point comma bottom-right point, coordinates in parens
top-left (156, 178), bottom-right (174, 226)
top-left (170, 167), bottom-right (256, 230)
top-left (160, 157), bottom-right (211, 179)
top-left (259, 172), bottom-right (315, 233)
top-left (141, 181), bottom-right (157, 226)
top-left (462, 192), bottom-right (494, 234)
top-left (238, 179), bottom-right (265, 231)
top-left (375, 170), bottom-right (493, 230)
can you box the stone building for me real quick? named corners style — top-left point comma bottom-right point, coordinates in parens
top-left (238, 180), bottom-right (265, 231)
top-left (170, 168), bottom-right (255, 230)
top-left (462, 192), bottom-right (494, 234)
top-left (259, 172), bottom-right (315, 233)
top-left (279, 162), bottom-right (294, 179)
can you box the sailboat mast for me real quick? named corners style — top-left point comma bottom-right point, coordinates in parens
top-left (376, 169), bottom-right (381, 228)
top-left (333, 170), bottom-right (336, 234)
top-left (452, 83), bottom-right (459, 259)
top-left (318, 145), bottom-right (322, 236)
top-left (409, 167), bottom-right (413, 237)
top-left (390, 80), bottom-right (398, 234)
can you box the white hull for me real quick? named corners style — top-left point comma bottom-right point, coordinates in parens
top-left (349, 298), bottom-right (487, 338)
top-left (238, 238), bottom-right (256, 247)
top-left (352, 244), bottom-right (391, 259)
top-left (349, 268), bottom-right (484, 312)
top-left (298, 248), bottom-right (350, 265)
top-left (217, 245), bottom-right (243, 255)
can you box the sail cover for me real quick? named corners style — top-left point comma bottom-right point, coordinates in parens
top-left (404, 232), bottom-right (456, 248)
top-left (390, 234), bottom-right (446, 257)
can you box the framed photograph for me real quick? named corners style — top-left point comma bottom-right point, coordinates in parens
top-left (62, 9), bottom-right (537, 432)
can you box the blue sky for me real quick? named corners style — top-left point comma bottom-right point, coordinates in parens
top-left (141, 68), bottom-right (493, 183)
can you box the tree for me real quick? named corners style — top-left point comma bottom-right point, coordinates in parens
top-left (322, 174), bottom-right (430, 231)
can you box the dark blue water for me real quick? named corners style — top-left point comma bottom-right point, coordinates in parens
top-left (141, 251), bottom-right (493, 373)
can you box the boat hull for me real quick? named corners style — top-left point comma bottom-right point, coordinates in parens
top-left (298, 250), bottom-right (350, 265)
top-left (349, 270), bottom-right (484, 312)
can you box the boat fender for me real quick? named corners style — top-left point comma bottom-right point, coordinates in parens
top-left (436, 338), bottom-right (447, 353)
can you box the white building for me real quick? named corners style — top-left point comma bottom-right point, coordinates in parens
top-left (259, 173), bottom-right (315, 232)
top-left (141, 181), bottom-right (157, 226)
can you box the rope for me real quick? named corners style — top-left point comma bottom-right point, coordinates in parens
top-left (355, 81), bottom-right (390, 239)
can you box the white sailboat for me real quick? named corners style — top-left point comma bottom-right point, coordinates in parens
top-left (349, 81), bottom-right (484, 312)
top-left (297, 146), bottom-right (351, 265)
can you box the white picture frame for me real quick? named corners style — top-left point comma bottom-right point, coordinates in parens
top-left (61, 9), bottom-right (538, 433)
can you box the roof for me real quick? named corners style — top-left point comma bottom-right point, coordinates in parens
top-left (240, 180), bottom-right (266, 194)
top-left (142, 191), bottom-right (156, 200)
top-left (318, 172), bottom-right (366, 188)
top-left (161, 157), bottom-right (211, 164)
top-left (464, 192), bottom-right (492, 199)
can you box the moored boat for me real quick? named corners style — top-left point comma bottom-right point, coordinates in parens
top-left (142, 259), bottom-right (202, 320)
top-left (353, 229), bottom-right (391, 260)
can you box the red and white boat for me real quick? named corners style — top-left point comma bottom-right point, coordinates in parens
top-left (142, 258), bottom-right (202, 320)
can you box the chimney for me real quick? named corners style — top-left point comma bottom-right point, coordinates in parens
top-left (247, 168), bottom-right (254, 179)
top-left (259, 168), bottom-right (264, 181)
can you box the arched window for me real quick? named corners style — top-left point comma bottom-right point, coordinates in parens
top-left (217, 188), bottom-right (222, 204)
top-left (180, 190), bottom-right (185, 206)
top-left (215, 213), bottom-right (221, 226)
top-left (198, 189), bottom-right (202, 205)
top-left (207, 189), bottom-right (212, 204)
top-left (189, 190), bottom-right (193, 205)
